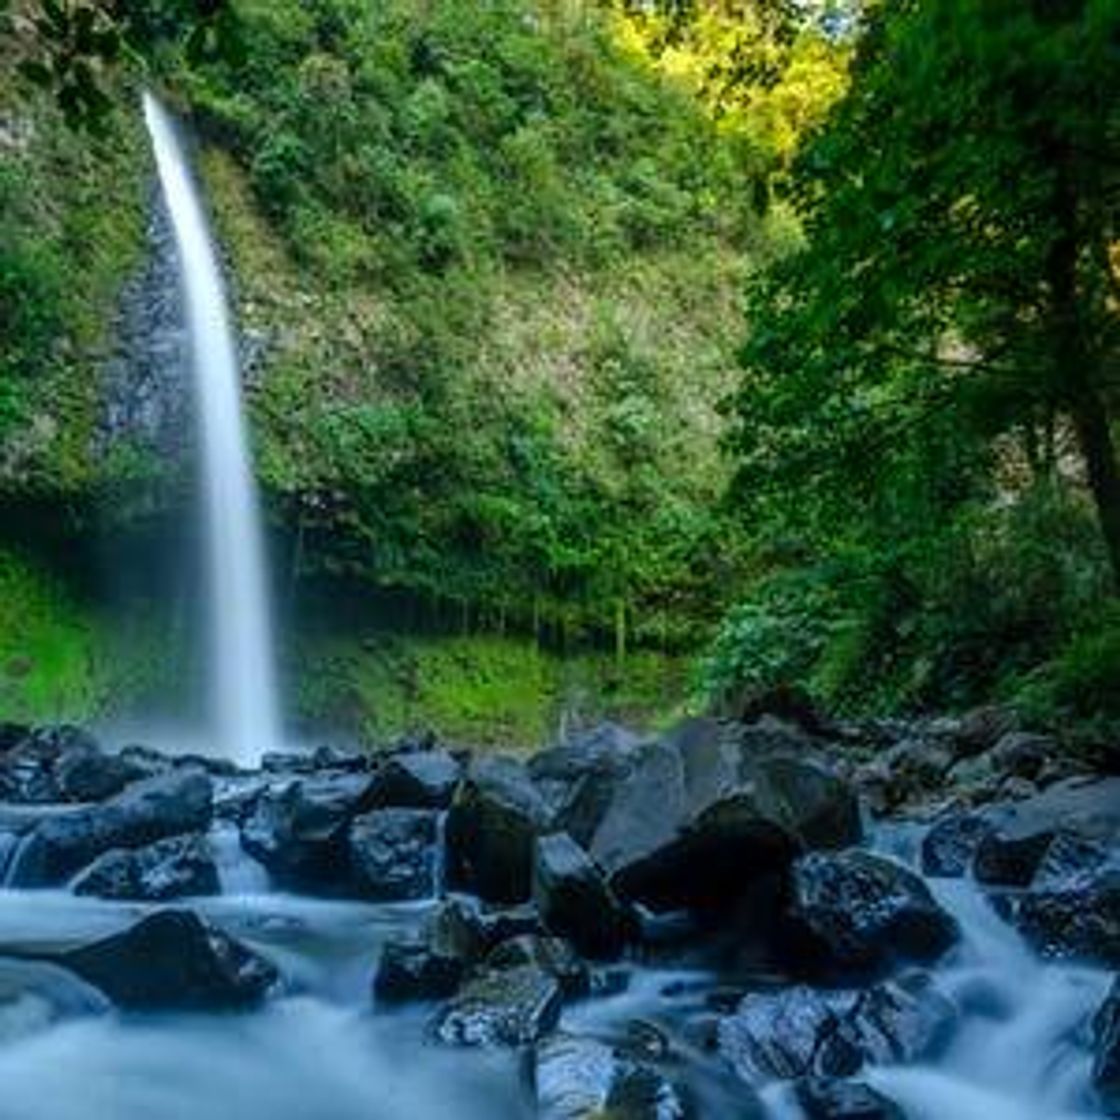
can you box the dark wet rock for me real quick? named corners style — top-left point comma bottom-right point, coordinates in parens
top-left (1015, 872), bottom-right (1120, 967)
top-left (260, 751), bottom-right (318, 775)
top-left (373, 935), bottom-right (465, 1004)
top-left (990, 732), bottom-right (1054, 782)
top-left (117, 743), bottom-right (173, 779)
top-left (751, 756), bottom-right (862, 853)
top-left (171, 753), bottom-right (240, 777)
top-left (61, 908), bottom-right (278, 1010)
top-left (719, 986), bottom-right (858, 1082)
top-left (795, 1078), bottom-right (906, 1120)
top-left (0, 723), bottom-right (30, 755)
top-left (349, 808), bottom-right (438, 901)
top-left (719, 974), bottom-right (952, 1087)
top-left (1094, 978), bottom-right (1120, 1115)
top-left (310, 744), bottom-right (368, 772)
top-left (786, 851), bottom-right (959, 978)
top-left (239, 774), bottom-right (376, 891)
top-left (432, 962), bottom-right (562, 1047)
top-left (7, 771), bottom-right (214, 887)
top-left (844, 972), bottom-right (956, 1065)
top-left (979, 777), bottom-right (1120, 847)
top-left (881, 737), bottom-right (954, 803)
top-left (71, 833), bottom-right (219, 900)
top-left (533, 831), bottom-right (632, 959)
top-left (371, 750), bottom-right (461, 809)
top-left (53, 739), bottom-right (144, 803)
top-left (213, 779), bottom-right (266, 823)
top-left (973, 827), bottom-right (1057, 887)
top-left (921, 814), bottom-right (995, 878)
top-left (485, 933), bottom-right (590, 998)
top-left (529, 724), bottom-right (638, 847)
top-left (533, 1033), bottom-right (689, 1120)
top-left (446, 756), bottom-right (553, 904)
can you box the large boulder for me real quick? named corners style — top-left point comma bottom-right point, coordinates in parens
top-left (60, 909), bottom-right (278, 1010)
top-left (719, 973), bottom-right (953, 1087)
top-left (786, 851), bottom-right (959, 978)
top-left (349, 808), bottom-right (438, 901)
top-left (71, 833), bottom-right (219, 900)
top-left (1094, 978), bottom-right (1120, 1116)
top-left (533, 1033), bottom-right (690, 1120)
top-left (239, 774), bottom-right (376, 891)
top-left (370, 750), bottom-right (461, 809)
top-left (53, 737), bottom-right (145, 803)
top-left (751, 756), bottom-right (862, 853)
top-left (6, 771), bottom-right (214, 887)
top-left (1015, 873), bottom-right (1120, 968)
top-left (973, 827), bottom-right (1056, 888)
top-left (533, 831), bottom-right (632, 960)
top-left (445, 756), bottom-right (553, 904)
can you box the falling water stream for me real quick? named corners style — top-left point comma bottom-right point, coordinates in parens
top-left (142, 93), bottom-right (282, 767)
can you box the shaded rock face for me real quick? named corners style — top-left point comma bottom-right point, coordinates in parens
top-left (533, 831), bottom-right (632, 960)
top-left (61, 909), bottom-right (278, 1010)
top-left (7, 771), bottom-right (214, 887)
top-left (785, 852), bottom-right (959, 978)
top-left (370, 750), bottom-right (461, 810)
top-left (349, 808), bottom-right (438, 901)
top-left (446, 756), bottom-right (553, 904)
top-left (1095, 978), bottom-right (1120, 1116)
top-left (239, 774), bottom-right (376, 892)
top-left (973, 828), bottom-right (1056, 888)
top-left (1015, 873), bottom-right (1120, 968)
top-left (920, 814), bottom-right (995, 878)
top-left (484, 934), bottom-right (589, 999)
top-left (71, 833), bottom-right (219, 900)
top-left (794, 1077), bottom-right (906, 1120)
top-left (719, 974), bottom-right (953, 1086)
top-left (373, 936), bottom-right (465, 1004)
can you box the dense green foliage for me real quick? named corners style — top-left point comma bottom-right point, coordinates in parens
top-left (710, 0), bottom-right (1120, 722)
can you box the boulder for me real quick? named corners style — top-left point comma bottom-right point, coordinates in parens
top-left (371, 750), bottom-right (461, 809)
top-left (954, 705), bottom-right (1019, 759)
top-left (1094, 978), bottom-right (1120, 1116)
top-left (719, 974), bottom-right (953, 1087)
top-left (989, 732), bottom-right (1054, 782)
top-left (973, 827), bottom-right (1055, 887)
top-left (920, 814), bottom-right (995, 878)
top-left (373, 935), bottom-right (465, 1004)
top-left (53, 739), bottom-right (144, 802)
top-left (60, 909), bottom-right (278, 1010)
top-left (349, 808), bottom-right (438, 901)
top-left (795, 1078), bottom-right (907, 1120)
top-left (530, 724), bottom-right (639, 847)
top-left (533, 831), bottom-right (632, 959)
top-left (445, 756), bottom-right (553, 904)
top-left (71, 833), bottom-right (219, 900)
top-left (7, 771), bottom-right (214, 887)
top-left (786, 851), bottom-right (959, 977)
top-left (432, 963), bottom-right (562, 1047)
top-left (534, 1033), bottom-right (689, 1120)
top-left (751, 756), bottom-right (862, 852)
top-left (1015, 873), bottom-right (1120, 967)
top-left (239, 774), bottom-right (376, 891)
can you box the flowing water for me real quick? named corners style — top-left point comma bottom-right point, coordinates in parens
top-left (142, 94), bottom-right (282, 767)
top-left (0, 809), bottom-right (1111, 1120)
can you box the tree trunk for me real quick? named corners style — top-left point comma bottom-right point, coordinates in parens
top-left (1072, 393), bottom-right (1120, 591)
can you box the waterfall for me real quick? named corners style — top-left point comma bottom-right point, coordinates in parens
top-left (142, 92), bottom-right (281, 765)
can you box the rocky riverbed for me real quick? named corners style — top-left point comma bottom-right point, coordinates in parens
top-left (0, 711), bottom-right (1116, 1119)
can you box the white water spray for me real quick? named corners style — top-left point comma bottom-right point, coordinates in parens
top-left (142, 92), bottom-right (281, 765)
